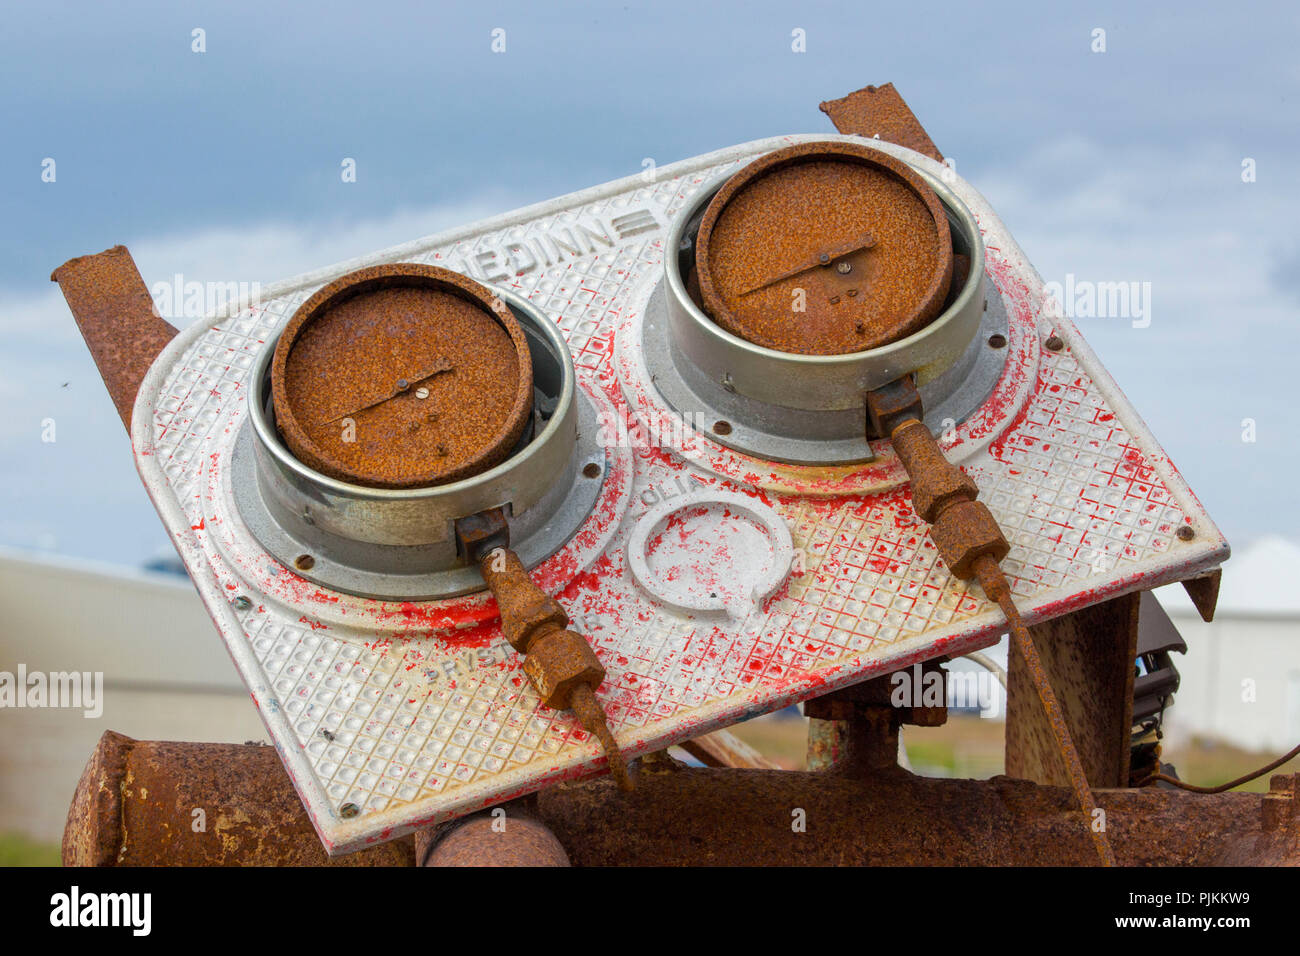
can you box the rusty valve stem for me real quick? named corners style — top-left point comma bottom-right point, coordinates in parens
top-left (868, 378), bottom-right (1116, 867)
top-left (456, 509), bottom-right (632, 792)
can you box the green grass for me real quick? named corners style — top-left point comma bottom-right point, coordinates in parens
top-left (0, 832), bottom-right (61, 867)
top-left (728, 711), bottom-right (1299, 791)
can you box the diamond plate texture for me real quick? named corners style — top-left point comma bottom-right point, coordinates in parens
top-left (132, 135), bottom-right (1227, 854)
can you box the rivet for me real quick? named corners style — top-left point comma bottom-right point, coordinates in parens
top-left (1045, 335), bottom-right (1065, 352)
top-left (340, 802), bottom-right (360, 819)
top-left (232, 595), bottom-right (253, 612)
top-left (1176, 525), bottom-right (1195, 541)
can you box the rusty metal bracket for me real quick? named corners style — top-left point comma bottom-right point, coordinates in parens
top-left (1181, 568), bottom-right (1222, 622)
top-left (1005, 591), bottom-right (1141, 789)
top-left (50, 245), bottom-right (179, 433)
top-left (819, 83), bottom-right (944, 163)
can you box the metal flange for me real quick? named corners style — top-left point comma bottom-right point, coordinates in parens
top-left (654, 141), bottom-right (999, 464)
top-left (237, 285), bottom-right (603, 600)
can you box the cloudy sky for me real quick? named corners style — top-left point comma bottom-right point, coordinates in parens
top-left (1, 1), bottom-right (1296, 567)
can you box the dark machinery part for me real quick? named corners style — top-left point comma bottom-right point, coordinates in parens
top-left (1133, 590), bottom-right (1187, 727)
top-left (456, 508), bottom-right (632, 792)
top-left (1130, 591), bottom-right (1188, 783)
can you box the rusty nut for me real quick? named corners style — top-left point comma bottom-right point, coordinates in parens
top-left (522, 627), bottom-right (606, 710)
top-left (928, 499), bottom-right (1010, 581)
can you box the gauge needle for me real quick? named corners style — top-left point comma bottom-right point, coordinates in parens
top-left (737, 233), bottom-right (876, 295)
top-left (323, 358), bottom-right (453, 424)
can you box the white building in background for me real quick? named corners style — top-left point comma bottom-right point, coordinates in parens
top-left (1157, 536), bottom-right (1300, 754)
top-left (0, 546), bottom-right (264, 842)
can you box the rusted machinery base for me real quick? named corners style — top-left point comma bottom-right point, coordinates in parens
top-left (64, 732), bottom-right (1298, 866)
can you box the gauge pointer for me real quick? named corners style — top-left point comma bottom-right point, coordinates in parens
top-left (737, 233), bottom-right (876, 295)
top-left (323, 358), bottom-right (453, 425)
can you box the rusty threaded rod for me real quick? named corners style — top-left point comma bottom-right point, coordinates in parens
top-left (882, 400), bottom-right (1115, 866)
top-left (973, 554), bottom-right (1117, 867)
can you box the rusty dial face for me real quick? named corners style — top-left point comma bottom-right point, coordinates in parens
top-left (270, 264), bottom-right (533, 489)
top-left (695, 141), bottom-right (954, 356)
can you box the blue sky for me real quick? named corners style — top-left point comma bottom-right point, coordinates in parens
top-left (2, 1), bottom-right (1297, 565)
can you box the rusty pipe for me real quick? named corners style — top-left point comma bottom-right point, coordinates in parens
top-left (63, 731), bottom-right (1299, 866)
top-left (417, 809), bottom-right (570, 867)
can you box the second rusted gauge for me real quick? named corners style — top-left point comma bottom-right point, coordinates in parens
top-left (695, 141), bottom-right (954, 355)
top-left (270, 264), bottom-right (533, 489)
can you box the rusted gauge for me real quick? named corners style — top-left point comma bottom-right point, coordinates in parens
top-left (270, 264), bottom-right (533, 489)
top-left (694, 141), bottom-right (954, 355)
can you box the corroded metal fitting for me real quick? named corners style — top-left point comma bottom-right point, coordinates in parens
top-left (695, 141), bottom-right (953, 356)
top-left (271, 263), bottom-right (534, 489)
top-left (928, 498), bottom-right (1010, 581)
top-left (477, 545), bottom-right (570, 654)
top-left (889, 420), bottom-right (978, 522)
top-left (522, 626), bottom-right (607, 711)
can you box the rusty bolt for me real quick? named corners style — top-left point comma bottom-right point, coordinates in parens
top-left (1045, 334), bottom-right (1064, 352)
top-left (522, 626), bottom-right (606, 710)
top-left (928, 498), bottom-right (1010, 581)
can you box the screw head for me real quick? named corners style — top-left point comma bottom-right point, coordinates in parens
top-left (340, 802), bottom-right (360, 819)
top-left (1045, 335), bottom-right (1065, 352)
top-left (415, 386), bottom-right (429, 399)
top-left (1176, 525), bottom-right (1195, 541)
top-left (836, 260), bottom-right (852, 275)
top-left (232, 595), bottom-right (253, 612)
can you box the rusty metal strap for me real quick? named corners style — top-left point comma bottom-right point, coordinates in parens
top-left (51, 245), bottom-right (178, 433)
top-left (819, 83), bottom-right (944, 163)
